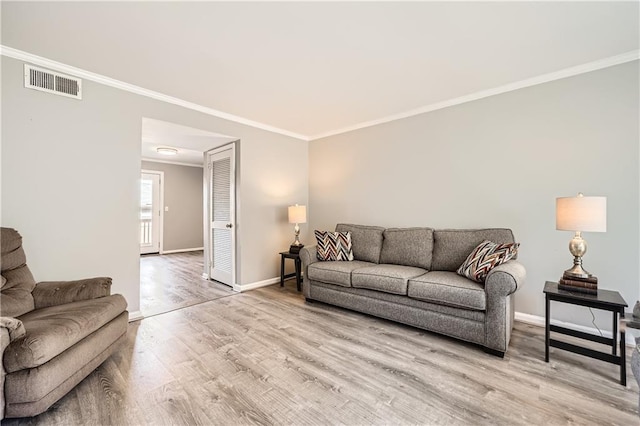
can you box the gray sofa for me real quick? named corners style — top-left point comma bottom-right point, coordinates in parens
top-left (0, 228), bottom-right (128, 418)
top-left (300, 224), bottom-right (526, 357)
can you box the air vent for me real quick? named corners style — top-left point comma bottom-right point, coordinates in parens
top-left (24, 64), bottom-right (82, 100)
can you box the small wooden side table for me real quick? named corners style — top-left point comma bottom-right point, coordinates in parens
top-left (279, 251), bottom-right (302, 291)
top-left (544, 281), bottom-right (628, 385)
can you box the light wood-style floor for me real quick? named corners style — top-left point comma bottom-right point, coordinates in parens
top-left (140, 251), bottom-right (234, 317)
top-left (3, 281), bottom-right (638, 425)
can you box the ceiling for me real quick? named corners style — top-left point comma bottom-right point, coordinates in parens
top-left (141, 118), bottom-right (237, 166)
top-left (2, 2), bottom-right (638, 139)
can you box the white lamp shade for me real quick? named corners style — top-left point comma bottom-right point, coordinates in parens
top-left (288, 205), bottom-right (307, 224)
top-left (556, 195), bottom-right (606, 232)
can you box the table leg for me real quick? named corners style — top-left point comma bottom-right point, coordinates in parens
top-left (545, 295), bottom-right (550, 362)
top-left (280, 255), bottom-right (285, 287)
top-left (620, 311), bottom-right (626, 386)
top-left (295, 258), bottom-right (301, 291)
top-left (613, 311), bottom-right (618, 356)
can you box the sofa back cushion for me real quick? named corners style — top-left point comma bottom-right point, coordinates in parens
top-left (335, 224), bottom-right (385, 264)
top-left (1, 228), bottom-right (36, 317)
top-left (431, 228), bottom-right (515, 271)
top-left (380, 227), bottom-right (434, 269)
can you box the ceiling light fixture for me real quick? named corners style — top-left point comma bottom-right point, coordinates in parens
top-left (156, 147), bottom-right (178, 155)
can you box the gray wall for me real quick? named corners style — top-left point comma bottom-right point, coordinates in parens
top-left (1, 56), bottom-right (308, 313)
top-left (141, 161), bottom-right (204, 251)
top-left (309, 62), bottom-right (639, 330)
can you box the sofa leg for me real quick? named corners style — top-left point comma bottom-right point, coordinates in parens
top-left (483, 347), bottom-right (505, 358)
top-left (305, 298), bottom-right (315, 303)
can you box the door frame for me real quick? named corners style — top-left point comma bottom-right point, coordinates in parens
top-left (203, 142), bottom-right (239, 287)
top-left (140, 169), bottom-right (165, 254)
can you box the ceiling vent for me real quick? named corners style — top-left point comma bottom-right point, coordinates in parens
top-left (24, 64), bottom-right (82, 100)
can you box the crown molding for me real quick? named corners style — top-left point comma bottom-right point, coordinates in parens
top-left (309, 50), bottom-right (640, 141)
top-left (0, 45), bottom-right (309, 141)
top-left (3, 45), bottom-right (637, 143)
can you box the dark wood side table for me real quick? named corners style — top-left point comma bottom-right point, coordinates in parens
top-left (544, 281), bottom-right (628, 385)
top-left (279, 251), bottom-right (302, 291)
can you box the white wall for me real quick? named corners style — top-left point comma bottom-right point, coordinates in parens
top-left (309, 62), bottom-right (639, 330)
top-left (239, 134), bottom-right (310, 283)
top-left (1, 56), bottom-right (308, 313)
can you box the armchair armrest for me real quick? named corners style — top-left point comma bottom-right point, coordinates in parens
top-left (0, 317), bottom-right (26, 343)
top-left (485, 260), bottom-right (526, 298)
top-left (32, 277), bottom-right (112, 309)
top-left (0, 317), bottom-right (25, 420)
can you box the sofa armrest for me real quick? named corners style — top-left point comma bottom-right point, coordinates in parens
top-left (484, 260), bottom-right (526, 353)
top-left (299, 246), bottom-right (319, 270)
top-left (32, 277), bottom-right (112, 309)
top-left (485, 260), bottom-right (526, 298)
top-left (299, 246), bottom-right (319, 299)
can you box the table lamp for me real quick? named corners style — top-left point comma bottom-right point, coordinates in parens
top-left (556, 193), bottom-right (606, 279)
top-left (288, 204), bottom-right (307, 254)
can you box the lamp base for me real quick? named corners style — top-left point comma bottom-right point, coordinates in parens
top-left (564, 232), bottom-right (595, 280)
top-left (289, 244), bottom-right (304, 254)
top-left (563, 263), bottom-right (592, 280)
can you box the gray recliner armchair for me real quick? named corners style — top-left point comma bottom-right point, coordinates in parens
top-left (0, 227), bottom-right (128, 419)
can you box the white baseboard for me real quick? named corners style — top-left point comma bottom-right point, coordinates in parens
top-left (514, 312), bottom-right (546, 327)
top-left (233, 277), bottom-right (280, 292)
top-left (128, 311), bottom-right (144, 322)
top-left (162, 247), bottom-right (204, 254)
top-left (515, 311), bottom-right (636, 347)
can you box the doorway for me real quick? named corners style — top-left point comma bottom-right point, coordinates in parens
top-left (139, 118), bottom-right (240, 317)
top-left (205, 145), bottom-right (236, 287)
top-left (140, 170), bottom-right (163, 254)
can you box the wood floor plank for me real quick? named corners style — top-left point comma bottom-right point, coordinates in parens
top-left (2, 280), bottom-right (638, 425)
top-left (140, 251), bottom-right (234, 317)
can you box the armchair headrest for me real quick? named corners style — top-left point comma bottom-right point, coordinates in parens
top-left (1, 228), bottom-right (27, 273)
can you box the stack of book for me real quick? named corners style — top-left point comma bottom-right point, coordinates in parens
top-left (558, 273), bottom-right (598, 295)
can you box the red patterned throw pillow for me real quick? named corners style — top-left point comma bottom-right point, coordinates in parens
top-left (315, 230), bottom-right (354, 261)
top-left (457, 240), bottom-right (519, 283)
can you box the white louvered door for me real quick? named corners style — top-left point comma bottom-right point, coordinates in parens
top-left (207, 147), bottom-right (235, 286)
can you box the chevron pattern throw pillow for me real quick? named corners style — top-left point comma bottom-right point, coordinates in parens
top-left (457, 240), bottom-right (519, 283)
top-left (315, 230), bottom-right (354, 261)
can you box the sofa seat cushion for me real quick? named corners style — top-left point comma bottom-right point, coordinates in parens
top-left (5, 294), bottom-right (127, 373)
top-left (352, 264), bottom-right (427, 295)
top-left (308, 260), bottom-right (374, 287)
top-left (408, 271), bottom-right (486, 310)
